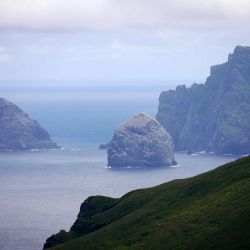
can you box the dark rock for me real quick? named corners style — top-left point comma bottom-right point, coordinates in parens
top-left (43, 230), bottom-right (69, 250)
top-left (157, 46), bottom-right (250, 155)
top-left (43, 196), bottom-right (117, 249)
top-left (99, 143), bottom-right (108, 150)
top-left (0, 97), bottom-right (58, 150)
top-left (104, 113), bottom-right (176, 167)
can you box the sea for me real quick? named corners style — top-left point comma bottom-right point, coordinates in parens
top-left (0, 81), bottom-right (237, 250)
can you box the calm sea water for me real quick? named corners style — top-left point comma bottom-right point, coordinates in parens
top-left (0, 149), bottom-right (236, 250)
top-left (0, 82), bottom-right (237, 250)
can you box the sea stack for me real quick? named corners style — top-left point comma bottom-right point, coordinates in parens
top-left (0, 97), bottom-right (58, 150)
top-left (103, 113), bottom-right (176, 168)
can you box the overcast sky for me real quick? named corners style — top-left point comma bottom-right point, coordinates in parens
top-left (0, 0), bottom-right (250, 83)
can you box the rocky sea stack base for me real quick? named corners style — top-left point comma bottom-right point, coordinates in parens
top-left (101, 113), bottom-right (176, 168)
top-left (0, 97), bottom-right (58, 150)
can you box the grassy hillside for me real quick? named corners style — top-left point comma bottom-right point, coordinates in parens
top-left (45, 156), bottom-right (250, 250)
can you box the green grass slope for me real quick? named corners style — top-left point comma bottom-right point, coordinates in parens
top-left (46, 156), bottom-right (250, 250)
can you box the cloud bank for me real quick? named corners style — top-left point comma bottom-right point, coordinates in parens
top-left (0, 0), bottom-right (250, 33)
top-left (0, 0), bottom-right (249, 82)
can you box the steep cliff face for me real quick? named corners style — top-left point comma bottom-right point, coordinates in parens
top-left (157, 46), bottom-right (250, 155)
top-left (0, 97), bottom-right (58, 150)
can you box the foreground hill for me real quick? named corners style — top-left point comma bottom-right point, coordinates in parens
top-left (0, 97), bottom-right (58, 150)
top-left (44, 155), bottom-right (250, 250)
top-left (157, 46), bottom-right (250, 155)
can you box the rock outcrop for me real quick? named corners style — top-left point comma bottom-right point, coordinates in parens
top-left (102, 113), bottom-right (176, 167)
top-left (157, 46), bottom-right (250, 155)
top-left (43, 195), bottom-right (117, 249)
top-left (0, 97), bottom-right (58, 150)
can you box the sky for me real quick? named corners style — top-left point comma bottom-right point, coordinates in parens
top-left (0, 0), bottom-right (250, 84)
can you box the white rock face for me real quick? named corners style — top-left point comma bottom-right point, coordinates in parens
top-left (104, 113), bottom-right (176, 167)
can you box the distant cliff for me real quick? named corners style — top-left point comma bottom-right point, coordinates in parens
top-left (157, 46), bottom-right (250, 155)
top-left (0, 97), bottom-right (58, 150)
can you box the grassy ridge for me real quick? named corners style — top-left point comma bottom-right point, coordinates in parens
top-left (46, 156), bottom-right (250, 250)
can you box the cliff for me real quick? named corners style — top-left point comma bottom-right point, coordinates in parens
top-left (157, 46), bottom-right (250, 155)
top-left (44, 155), bottom-right (250, 249)
top-left (0, 97), bottom-right (58, 150)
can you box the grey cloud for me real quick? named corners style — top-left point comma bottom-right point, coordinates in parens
top-left (0, 0), bottom-right (249, 33)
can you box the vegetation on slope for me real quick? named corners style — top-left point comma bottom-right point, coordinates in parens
top-left (44, 156), bottom-right (250, 250)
